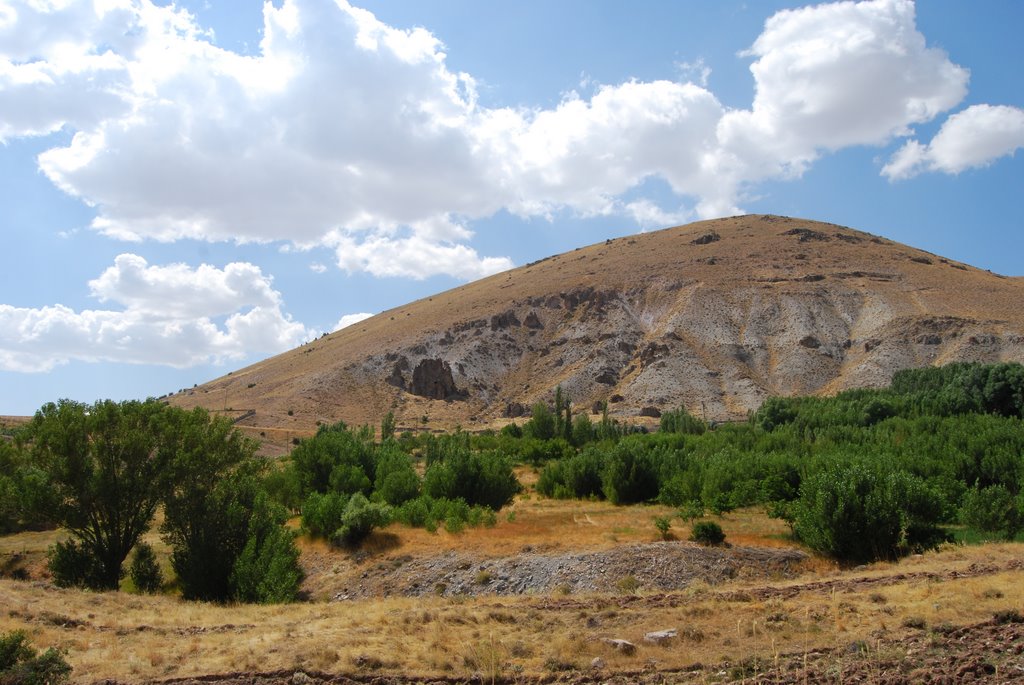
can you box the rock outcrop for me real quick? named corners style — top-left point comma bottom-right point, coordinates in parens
top-left (410, 359), bottom-right (461, 400)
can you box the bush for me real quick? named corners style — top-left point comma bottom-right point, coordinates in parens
top-left (423, 449), bottom-right (519, 510)
top-left (654, 516), bottom-right (672, 540)
top-left (230, 522), bottom-right (304, 603)
top-left (301, 491), bottom-right (348, 538)
top-left (602, 439), bottom-right (659, 505)
top-left (47, 540), bottom-right (106, 589)
top-left (129, 542), bottom-right (163, 594)
top-left (0, 630), bottom-right (72, 685)
top-left (792, 463), bottom-right (946, 563)
top-left (960, 485), bottom-right (1022, 540)
top-left (332, 493), bottom-right (391, 547)
top-left (690, 521), bottom-right (726, 546)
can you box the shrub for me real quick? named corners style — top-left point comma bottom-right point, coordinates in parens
top-left (331, 493), bottom-right (391, 547)
top-left (372, 447), bottom-right (420, 505)
top-left (0, 630), bottom-right (72, 685)
top-left (792, 463), bottom-right (946, 563)
top-left (653, 516), bottom-right (672, 540)
top-left (690, 521), bottom-right (726, 546)
top-left (602, 440), bottom-right (659, 505)
top-left (47, 540), bottom-right (106, 589)
top-left (677, 500), bottom-right (705, 522)
top-left (129, 542), bottom-right (163, 594)
top-left (230, 521), bottom-right (304, 604)
top-left (301, 491), bottom-right (348, 538)
top-left (960, 485), bottom-right (1022, 540)
top-left (423, 449), bottom-right (520, 510)
top-left (659, 406), bottom-right (706, 435)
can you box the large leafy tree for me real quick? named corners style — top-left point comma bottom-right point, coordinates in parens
top-left (159, 408), bottom-right (303, 603)
top-left (29, 399), bottom-right (170, 590)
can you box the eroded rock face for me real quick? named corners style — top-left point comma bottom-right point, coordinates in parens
top-left (410, 358), bottom-right (462, 400)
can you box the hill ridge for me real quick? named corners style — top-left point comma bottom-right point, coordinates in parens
top-left (168, 215), bottom-right (1024, 441)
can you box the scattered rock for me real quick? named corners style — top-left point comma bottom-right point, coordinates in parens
top-left (601, 638), bottom-right (637, 656)
top-left (590, 657), bottom-right (606, 670)
top-left (783, 227), bottom-right (831, 242)
top-left (489, 310), bottom-right (521, 331)
top-left (290, 672), bottom-right (312, 685)
top-left (524, 311), bottom-right (544, 329)
top-left (643, 629), bottom-right (677, 645)
top-left (691, 232), bottom-right (720, 245)
top-left (639, 407), bottom-right (662, 418)
top-left (609, 394), bottom-right (624, 403)
top-left (798, 336), bottom-right (821, 349)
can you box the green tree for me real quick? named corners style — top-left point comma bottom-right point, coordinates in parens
top-left (159, 408), bottom-right (302, 603)
top-left (129, 542), bottom-right (163, 594)
top-left (524, 402), bottom-right (556, 441)
top-left (380, 411), bottom-right (396, 442)
top-left (602, 439), bottom-right (659, 505)
top-left (792, 463), bottom-right (946, 563)
top-left (960, 485), bottom-right (1022, 540)
top-left (28, 399), bottom-right (170, 590)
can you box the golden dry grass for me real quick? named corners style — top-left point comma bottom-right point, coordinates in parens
top-left (2, 543), bottom-right (1021, 682)
top-left (2, 491), bottom-right (1022, 683)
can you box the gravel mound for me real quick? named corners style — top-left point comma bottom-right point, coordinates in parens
top-left (330, 541), bottom-right (807, 600)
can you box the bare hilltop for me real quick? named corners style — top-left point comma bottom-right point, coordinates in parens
top-left (169, 215), bottom-right (1024, 439)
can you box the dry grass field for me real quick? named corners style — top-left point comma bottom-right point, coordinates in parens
top-left (2, 481), bottom-right (1023, 683)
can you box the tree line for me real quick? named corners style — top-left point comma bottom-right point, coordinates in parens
top-left (1, 361), bottom-right (1021, 599)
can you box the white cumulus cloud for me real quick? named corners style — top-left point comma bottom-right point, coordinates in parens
top-left (334, 312), bottom-right (375, 331)
top-left (2, 0), bottom-right (982, 279)
top-left (0, 255), bottom-right (314, 372)
top-left (883, 104), bottom-right (1024, 180)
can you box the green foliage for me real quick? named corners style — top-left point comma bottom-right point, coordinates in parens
top-left (659, 405), bottom-right (706, 435)
top-left (230, 501), bottom-right (304, 603)
top-left (960, 485), bottom-right (1023, 540)
top-left (29, 399), bottom-right (171, 590)
top-left (47, 539), bottom-right (106, 589)
top-left (423, 447), bottom-right (519, 510)
top-left (129, 542), bottom-right (163, 594)
top-left (160, 414), bottom-right (301, 603)
top-left (523, 402), bottom-right (556, 441)
top-left (372, 446), bottom-right (420, 505)
top-left (331, 492), bottom-right (391, 546)
top-left (753, 397), bottom-right (799, 431)
top-left (690, 520), bottom-right (726, 546)
top-left (653, 515), bottom-right (672, 540)
top-left (380, 411), bottom-right (396, 442)
top-left (301, 491), bottom-right (349, 538)
top-left (536, 447), bottom-right (605, 499)
top-left (792, 463), bottom-right (946, 563)
top-left (601, 438), bottom-right (659, 505)
top-left (0, 630), bottom-right (72, 685)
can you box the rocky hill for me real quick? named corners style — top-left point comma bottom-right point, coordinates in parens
top-left (168, 215), bottom-right (1024, 438)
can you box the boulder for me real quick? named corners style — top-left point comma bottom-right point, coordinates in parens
top-left (600, 638), bottom-right (637, 655)
top-left (643, 628), bottom-right (677, 645)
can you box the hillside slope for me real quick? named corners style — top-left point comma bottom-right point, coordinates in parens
top-left (169, 215), bottom-right (1024, 436)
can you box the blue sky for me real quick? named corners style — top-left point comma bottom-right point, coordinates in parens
top-left (1, 0), bottom-right (1022, 415)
